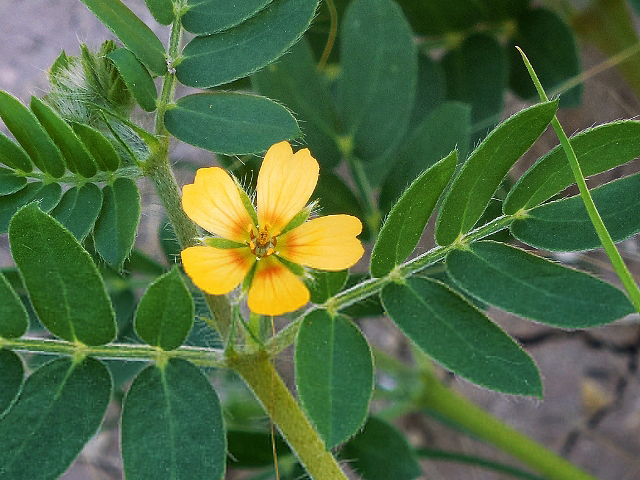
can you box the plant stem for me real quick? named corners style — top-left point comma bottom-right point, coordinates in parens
top-left (0, 337), bottom-right (225, 368)
top-left (227, 349), bottom-right (348, 480)
top-left (517, 47), bottom-right (640, 312)
top-left (145, 14), bottom-right (234, 337)
top-left (416, 366), bottom-right (597, 480)
top-left (347, 155), bottom-right (381, 234)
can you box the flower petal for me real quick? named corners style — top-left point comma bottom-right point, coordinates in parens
top-left (181, 246), bottom-right (254, 295)
top-left (257, 141), bottom-right (319, 234)
top-left (278, 215), bottom-right (364, 270)
top-left (182, 167), bottom-right (253, 243)
top-left (247, 256), bottom-right (310, 316)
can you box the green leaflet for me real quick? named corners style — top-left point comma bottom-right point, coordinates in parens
top-left (0, 271), bottom-right (28, 339)
top-left (176, 0), bottom-right (319, 88)
top-left (446, 241), bottom-right (634, 328)
top-left (182, 0), bottom-right (272, 35)
top-left (226, 430), bottom-right (290, 468)
top-left (9, 204), bottom-right (117, 346)
top-left (94, 178), bottom-right (141, 267)
top-left (134, 266), bottom-right (194, 351)
top-left (0, 168), bottom-right (27, 196)
top-left (71, 122), bottom-right (121, 172)
top-left (305, 270), bottom-right (349, 304)
top-left (164, 92), bottom-right (300, 155)
top-left (0, 182), bottom-right (62, 234)
top-left (381, 277), bottom-right (542, 396)
top-left (51, 183), bottom-right (103, 240)
top-left (107, 48), bottom-right (158, 112)
top-left (378, 102), bottom-right (471, 209)
top-left (0, 91), bottom-right (66, 178)
top-left (340, 416), bottom-right (422, 480)
top-left (396, 0), bottom-right (528, 36)
top-left (435, 100), bottom-right (558, 246)
top-left (29, 96), bottom-right (98, 177)
top-left (0, 350), bottom-right (24, 417)
top-left (511, 173), bottom-right (640, 252)
top-left (79, 0), bottom-right (167, 75)
top-left (144, 0), bottom-right (174, 25)
top-left (508, 8), bottom-right (582, 107)
top-left (295, 310), bottom-right (373, 448)
top-left (441, 33), bottom-right (507, 141)
top-left (371, 151), bottom-right (457, 278)
top-left (339, 0), bottom-right (417, 161)
top-left (121, 359), bottom-right (226, 480)
top-left (0, 132), bottom-right (33, 172)
top-left (0, 357), bottom-right (112, 479)
top-left (504, 120), bottom-right (640, 214)
top-left (252, 38), bottom-right (342, 169)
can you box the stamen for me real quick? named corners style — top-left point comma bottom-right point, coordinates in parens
top-left (249, 224), bottom-right (277, 258)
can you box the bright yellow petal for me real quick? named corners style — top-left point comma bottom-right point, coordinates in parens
top-left (181, 246), bottom-right (254, 295)
top-left (247, 256), bottom-right (310, 316)
top-left (278, 215), bottom-right (364, 270)
top-left (182, 167), bottom-right (253, 243)
top-left (257, 141), bottom-right (319, 234)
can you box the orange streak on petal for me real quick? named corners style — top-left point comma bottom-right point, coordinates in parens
top-left (278, 215), bottom-right (364, 270)
top-left (182, 167), bottom-right (253, 243)
top-left (181, 246), bottom-right (254, 295)
top-left (247, 256), bottom-right (310, 316)
top-left (257, 141), bottom-right (319, 233)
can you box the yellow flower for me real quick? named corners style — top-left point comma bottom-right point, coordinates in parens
top-left (180, 141), bottom-right (364, 316)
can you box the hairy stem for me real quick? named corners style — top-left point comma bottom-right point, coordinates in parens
top-left (228, 350), bottom-right (348, 480)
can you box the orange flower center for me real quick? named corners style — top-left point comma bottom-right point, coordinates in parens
top-left (249, 225), bottom-right (277, 258)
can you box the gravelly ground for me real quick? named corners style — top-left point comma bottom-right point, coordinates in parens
top-left (2, 1), bottom-right (640, 479)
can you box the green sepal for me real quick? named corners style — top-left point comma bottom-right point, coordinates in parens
top-left (234, 176), bottom-right (259, 226)
top-left (242, 261), bottom-right (259, 292)
top-left (275, 254), bottom-right (306, 277)
top-left (205, 238), bottom-right (248, 249)
top-left (279, 202), bottom-right (314, 235)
